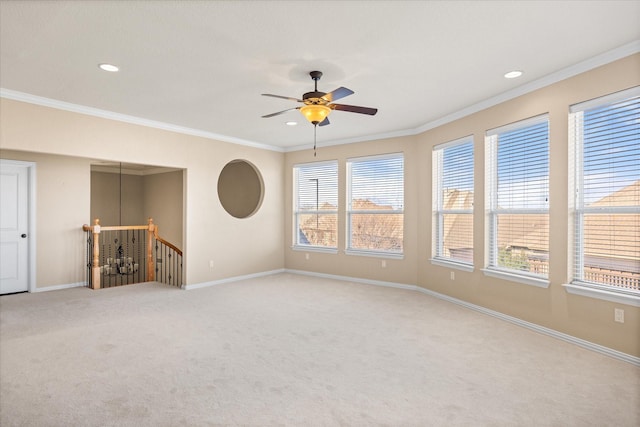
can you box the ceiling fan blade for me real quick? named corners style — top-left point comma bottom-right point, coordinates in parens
top-left (321, 87), bottom-right (354, 103)
top-left (318, 117), bottom-right (330, 127)
top-left (262, 93), bottom-right (304, 102)
top-left (331, 103), bottom-right (378, 115)
top-left (261, 107), bottom-right (299, 118)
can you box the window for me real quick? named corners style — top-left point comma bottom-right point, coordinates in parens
top-left (569, 87), bottom-right (640, 299)
top-left (293, 161), bottom-right (338, 251)
top-left (347, 153), bottom-right (404, 257)
top-left (432, 137), bottom-right (474, 269)
top-left (485, 115), bottom-right (550, 286)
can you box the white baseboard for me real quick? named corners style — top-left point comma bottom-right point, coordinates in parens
top-left (284, 269), bottom-right (640, 367)
top-left (32, 282), bottom-right (86, 292)
top-left (286, 269), bottom-right (416, 291)
top-left (183, 269), bottom-right (285, 290)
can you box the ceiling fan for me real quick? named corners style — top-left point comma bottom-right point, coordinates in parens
top-left (261, 71), bottom-right (378, 127)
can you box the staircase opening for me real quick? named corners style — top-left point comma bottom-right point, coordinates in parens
top-left (87, 162), bottom-right (184, 288)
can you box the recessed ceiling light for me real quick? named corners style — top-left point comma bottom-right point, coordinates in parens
top-left (285, 121), bottom-right (297, 126)
top-left (99, 63), bottom-right (119, 72)
top-left (504, 70), bottom-right (523, 79)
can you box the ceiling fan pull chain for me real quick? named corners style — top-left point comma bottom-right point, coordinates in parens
top-left (313, 125), bottom-right (317, 157)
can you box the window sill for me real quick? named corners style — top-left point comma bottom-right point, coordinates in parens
top-left (563, 282), bottom-right (640, 307)
top-left (345, 249), bottom-right (404, 260)
top-left (481, 268), bottom-right (549, 288)
top-left (291, 245), bottom-right (338, 255)
top-left (430, 258), bottom-right (474, 272)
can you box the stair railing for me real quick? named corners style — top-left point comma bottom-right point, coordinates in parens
top-left (82, 218), bottom-right (182, 289)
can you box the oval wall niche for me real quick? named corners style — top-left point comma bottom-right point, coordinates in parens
top-left (217, 159), bottom-right (264, 219)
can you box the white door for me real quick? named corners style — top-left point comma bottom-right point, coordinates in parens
top-left (0, 162), bottom-right (30, 294)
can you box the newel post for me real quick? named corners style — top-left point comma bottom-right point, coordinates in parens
top-left (91, 218), bottom-right (101, 290)
top-left (147, 218), bottom-right (155, 282)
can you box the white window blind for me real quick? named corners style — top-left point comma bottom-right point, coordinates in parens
top-left (486, 115), bottom-right (549, 280)
top-left (293, 161), bottom-right (338, 249)
top-left (432, 137), bottom-right (474, 265)
top-left (570, 87), bottom-right (640, 293)
top-left (347, 153), bottom-right (404, 255)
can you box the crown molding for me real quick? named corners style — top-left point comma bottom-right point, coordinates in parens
top-left (286, 40), bottom-right (640, 152)
top-left (2, 41), bottom-right (638, 154)
top-left (0, 89), bottom-right (285, 153)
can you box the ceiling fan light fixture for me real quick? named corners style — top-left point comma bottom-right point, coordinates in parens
top-left (300, 104), bottom-right (331, 124)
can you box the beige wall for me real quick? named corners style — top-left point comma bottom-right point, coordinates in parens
top-left (0, 150), bottom-right (90, 288)
top-left (142, 170), bottom-right (183, 247)
top-left (284, 54), bottom-right (640, 357)
top-left (91, 171), bottom-right (145, 226)
top-left (0, 100), bottom-right (285, 287)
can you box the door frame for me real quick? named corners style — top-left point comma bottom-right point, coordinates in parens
top-left (0, 159), bottom-right (36, 292)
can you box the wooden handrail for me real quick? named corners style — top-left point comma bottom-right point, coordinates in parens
top-left (154, 233), bottom-right (183, 256)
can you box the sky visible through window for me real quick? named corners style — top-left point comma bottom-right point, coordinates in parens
top-left (297, 163), bottom-right (338, 210)
top-left (442, 142), bottom-right (474, 193)
top-left (582, 96), bottom-right (639, 206)
top-left (497, 121), bottom-right (549, 210)
top-left (350, 156), bottom-right (404, 210)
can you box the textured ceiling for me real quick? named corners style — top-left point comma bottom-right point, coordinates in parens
top-left (1, 1), bottom-right (639, 151)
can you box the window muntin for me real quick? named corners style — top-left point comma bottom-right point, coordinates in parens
top-left (432, 137), bottom-right (474, 265)
top-left (486, 115), bottom-right (550, 280)
top-left (293, 161), bottom-right (338, 249)
top-left (347, 153), bottom-right (404, 256)
top-left (571, 87), bottom-right (640, 294)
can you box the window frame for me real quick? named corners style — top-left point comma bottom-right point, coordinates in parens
top-left (292, 160), bottom-right (339, 253)
top-left (431, 136), bottom-right (475, 272)
top-left (346, 152), bottom-right (404, 259)
top-left (565, 86), bottom-right (640, 307)
top-left (483, 114), bottom-right (550, 288)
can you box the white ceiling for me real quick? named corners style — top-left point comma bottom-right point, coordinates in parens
top-left (1, 1), bottom-right (639, 151)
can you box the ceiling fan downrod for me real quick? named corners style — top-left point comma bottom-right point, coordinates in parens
top-left (310, 70), bottom-right (322, 92)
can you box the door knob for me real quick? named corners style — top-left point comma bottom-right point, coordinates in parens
top-left (21, 234), bottom-right (27, 238)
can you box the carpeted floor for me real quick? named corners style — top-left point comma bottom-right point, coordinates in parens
top-left (1, 272), bottom-right (638, 426)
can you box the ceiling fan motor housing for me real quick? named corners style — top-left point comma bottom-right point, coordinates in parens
top-left (303, 91), bottom-right (327, 104)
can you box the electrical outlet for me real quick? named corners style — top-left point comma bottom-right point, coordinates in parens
top-left (209, 260), bottom-right (214, 269)
top-left (381, 260), bottom-right (387, 268)
top-left (305, 253), bottom-right (310, 261)
top-left (614, 308), bottom-right (624, 323)
top-left (450, 271), bottom-right (455, 280)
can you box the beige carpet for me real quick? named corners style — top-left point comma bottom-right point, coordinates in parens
top-left (1, 272), bottom-right (638, 426)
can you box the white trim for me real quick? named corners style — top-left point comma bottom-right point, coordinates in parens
top-left (291, 245), bottom-right (338, 254)
top-left (433, 135), bottom-right (475, 151)
top-left (344, 249), bottom-right (404, 260)
top-left (292, 159), bottom-right (339, 169)
top-left (182, 269), bottom-right (285, 290)
top-left (32, 282), bottom-right (85, 292)
top-left (347, 151), bottom-right (404, 164)
top-left (486, 113), bottom-right (549, 137)
top-left (413, 285), bottom-right (640, 367)
top-left (284, 41), bottom-right (640, 152)
top-left (430, 258), bottom-right (474, 272)
top-left (563, 283), bottom-right (640, 307)
top-left (3, 42), bottom-right (638, 154)
top-left (0, 159), bottom-right (37, 293)
top-left (0, 89), bottom-right (284, 153)
top-left (285, 269), bottom-right (416, 291)
top-left (482, 268), bottom-right (550, 288)
top-left (284, 128), bottom-right (417, 153)
top-left (570, 85), bottom-right (640, 113)
top-left (283, 269), bottom-right (640, 367)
